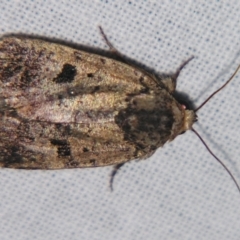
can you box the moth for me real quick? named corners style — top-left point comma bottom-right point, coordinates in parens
top-left (0, 27), bottom-right (239, 192)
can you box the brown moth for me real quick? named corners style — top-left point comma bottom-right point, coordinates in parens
top-left (0, 28), bottom-right (239, 192)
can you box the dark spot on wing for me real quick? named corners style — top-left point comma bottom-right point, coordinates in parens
top-left (83, 147), bottom-right (89, 152)
top-left (91, 85), bottom-right (100, 93)
top-left (0, 146), bottom-right (23, 167)
top-left (19, 69), bottom-right (34, 88)
top-left (87, 73), bottom-right (94, 78)
top-left (100, 58), bottom-right (106, 64)
top-left (0, 64), bottom-right (22, 80)
top-left (50, 139), bottom-right (71, 157)
top-left (53, 63), bottom-right (77, 83)
top-left (89, 159), bottom-right (97, 166)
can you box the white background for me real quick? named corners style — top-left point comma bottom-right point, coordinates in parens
top-left (0, 1), bottom-right (240, 239)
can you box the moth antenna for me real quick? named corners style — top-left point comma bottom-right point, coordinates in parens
top-left (191, 127), bottom-right (240, 195)
top-left (195, 64), bottom-right (240, 112)
top-left (173, 56), bottom-right (194, 83)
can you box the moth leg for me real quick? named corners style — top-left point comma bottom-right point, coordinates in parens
top-left (161, 56), bottom-right (194, 93)
top-left (109, 163), bottom-right (125, 191)
top-left (99, 26), bottom-right (127, 62)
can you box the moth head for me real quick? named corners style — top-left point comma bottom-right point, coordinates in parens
top-left (182, 109), bottom-right (197, 133)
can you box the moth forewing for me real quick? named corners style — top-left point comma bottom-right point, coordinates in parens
top-left (0, 37), bottom-right (190, 169)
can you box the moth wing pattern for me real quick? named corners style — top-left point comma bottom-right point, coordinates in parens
top-left (0, 37), bottom-right (186, 169)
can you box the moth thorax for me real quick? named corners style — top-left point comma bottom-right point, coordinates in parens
top-left (183, 110), bottom-right (197, 131)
